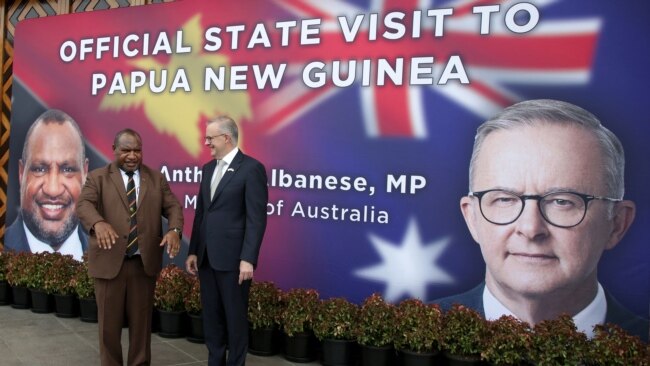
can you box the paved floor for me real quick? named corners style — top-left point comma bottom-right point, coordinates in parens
top-left (0, 304), bottom-right (319, 366)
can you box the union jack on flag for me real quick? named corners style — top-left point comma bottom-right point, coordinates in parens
top-left (256, 0), bottom-right (600, 138)
top-left (9, 0), bottom-right (648, 315)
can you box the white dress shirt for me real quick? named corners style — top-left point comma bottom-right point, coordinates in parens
top-left (24, 222), bottom-right (83, 261)
top-left (120, 169), bottom-right (140, 201)
top-left (211, 147), bottom-right (239, 184)
top-left (120, 169), bottom-right (140, 254)
top-left (483, 283), bottom-right (607, 339)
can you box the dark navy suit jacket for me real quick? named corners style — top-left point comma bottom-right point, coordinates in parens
top-left (434, 283), bottom-right (649, 342)
top-left (188, 150), bottom-right (268, 270)
top-left (4, 213), bottom-right (88, 254)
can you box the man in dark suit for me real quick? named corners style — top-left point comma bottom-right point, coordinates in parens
top-left (186, 116), bottom-right (268, 366)
top-left (434, 99), bottom-right (648, 342)
top-left (4, 213), bottom-right (87, 255)
top-left (4, 109), bottom-right (88, 259)
top-left (76, 129), bottom-right (184, 365)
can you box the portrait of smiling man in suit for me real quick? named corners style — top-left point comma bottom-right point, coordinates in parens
top-left (435, 99), bottom-right (648, 342)
top-left (5, 109), bottom-right (88, 260)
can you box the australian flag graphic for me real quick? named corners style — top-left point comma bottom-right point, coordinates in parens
top-left (7, 0), bottom-right (649, 319)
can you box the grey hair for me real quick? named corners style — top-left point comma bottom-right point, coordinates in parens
top-left (469, 99), bottom-right (625, 198)
top-left (22, 109), bottom-right (86, 164)
top-left (208, 115), bottom-right (239, 145)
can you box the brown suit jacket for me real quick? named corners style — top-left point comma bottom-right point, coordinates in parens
top-left (76, 162), bottom-right (183, 278)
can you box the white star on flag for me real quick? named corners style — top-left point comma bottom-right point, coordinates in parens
top-left (355, 217), bottom-right (455, 302)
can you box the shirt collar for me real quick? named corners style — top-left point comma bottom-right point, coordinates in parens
top-left (483, 283), bottom-right (606, 339)
top-left (23, 221), bottom-right (84, 261)
top-left (120, 169), bottom-right (140, 178)
top-left (219, 147), bottom-right (239, 166)
top-left (572, 283), bottom-right (607, 338)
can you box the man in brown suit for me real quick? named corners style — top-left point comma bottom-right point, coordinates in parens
top-left (76, 129), bottom-right (183, 366)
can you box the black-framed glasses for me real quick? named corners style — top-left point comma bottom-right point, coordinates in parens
top-left (204, 134), bottom-right (227, 143)
top-left (468, 189), bottom-right (622, 228)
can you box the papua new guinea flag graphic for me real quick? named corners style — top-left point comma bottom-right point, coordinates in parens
top-left (8, 0), bottom-right (649, 319)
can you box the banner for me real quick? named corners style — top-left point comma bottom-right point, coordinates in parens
top-left (6, 0), bottom-right (649, 319)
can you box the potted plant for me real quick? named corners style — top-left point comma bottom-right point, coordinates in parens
top-left (26, 252), bottom-right (55, 313)
top-left (184, 275), bottom-right (204, 343)
top-left (356, 293), bottom-right (397, 366)
top-left (153, 264), bottom-right (191, 338)
top-left (529, 314), bottom-right (589, 365)
top-left (312, 297), bottom-right (359, 366)
top-left (280, 288), bottom-right (319, 363)
top-left (44, 253), bottom-right (81, 317)
top-left (0, 251), bottom-right (12, 305)
top-left (5, 251), bottom-right (31, 309)
top-left (441, 304), bottom-right (488, 365)
top-left (587, 322), bottom-right (649, 365)
top-left (71, 254), bottom-right (97, 322)
top-left (481, 315), bottom-right (532, 365)
top-left (248, 281), bottom-right (283, 356)
top-left (394, 298), bottom-right (444, 366)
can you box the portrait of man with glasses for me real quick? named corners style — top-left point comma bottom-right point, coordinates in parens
top-left (434, 99), bottom-right (648, 341)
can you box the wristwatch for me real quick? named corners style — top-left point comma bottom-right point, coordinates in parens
top-left (169, 227), bottom-right (182, 239)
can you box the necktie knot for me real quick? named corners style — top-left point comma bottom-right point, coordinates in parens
top-left (126, 171), bottom-right (134, 177)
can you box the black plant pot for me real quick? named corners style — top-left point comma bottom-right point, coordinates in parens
top-left (186, 312), bottom-right (205, 343)
top-left (360, 344), bottom-right (394, 366)
top-left (443, 351), bottom-right (484, 366)
top-left (54, 293), bottom-right (79, 318)
top-left (151, 307), bottom-right (160, 333)
top-left (0, 280), bottom-right (12, 305)
top-left (79, 297), bottom-right (98, 323)
top-left (399, 349), bottom-right (440, 366)
top-left (321, 338), bottom-right (358, 366)
top-left (249, 326), bottom-right (280, 356)
top-left (30, 289), bottom-right (53, 313)
top-left (284, 332), bottom-right (318, 363)
top-left (11, 286), bottom-right (30, 309)
top-left (157, 309), bottom-right (185, 338)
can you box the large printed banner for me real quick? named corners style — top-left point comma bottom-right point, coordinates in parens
top-left (6, 0), bottom-right (649, 317)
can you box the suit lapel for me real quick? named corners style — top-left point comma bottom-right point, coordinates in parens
top-left (109, 163), bottom-right (129, 211)
top-left (14, 215), bottom-right (31, 252)
top-left (210, 151), bottom-right (243, 205)
top-left (204, 160), bottom-right (217, 206)
top-left (138, 168), bottom-right (149, 206)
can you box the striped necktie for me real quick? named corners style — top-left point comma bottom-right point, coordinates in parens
top-left (125, 171), bottom-right (138, 257)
